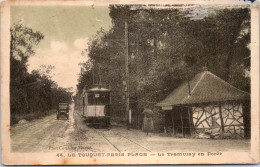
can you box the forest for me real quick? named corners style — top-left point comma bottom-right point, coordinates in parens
top-left (75, 6), bottom-right (251, 130)
top-left (10, 22), bottom-right (73, 125)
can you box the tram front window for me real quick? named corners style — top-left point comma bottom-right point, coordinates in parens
top-left (88, 92), bottom-right (110, 105)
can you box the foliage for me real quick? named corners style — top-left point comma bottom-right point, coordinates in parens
top-left (10, 22), bottom-right (72, 125)
top-left (76, 6), bottom-right (250, 130)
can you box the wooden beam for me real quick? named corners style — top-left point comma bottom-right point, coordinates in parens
top-left (125, 20), bottom-right (130, 129)
top-left (163, 111), bottom-right (166, 133)
top-left (180, 111), bottom-right (184, 137)
top-left (234, 126), bottom-right (237, 138)
top-left (195, 108), bottom-right (205, 127)
top-left (188, 107), bottom-right (192, 136)
top-left (219, 103), bottom-right (225, 138)
top-left (171, 111), bottom-right (175, 135)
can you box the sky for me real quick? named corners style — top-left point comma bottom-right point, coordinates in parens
top-left (10, 4), bottom-right (251, 92)
top-left (11, 6), bottom-right (112, 91)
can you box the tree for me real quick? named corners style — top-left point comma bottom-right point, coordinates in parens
top-left (180, 8), bottom-right (250, 90)
top-left (76, 6), bottom-right (251, 130)
top-left (10, 22), bottom-right (73, 125)
top-left (10, 22), bottom-right (44, 119)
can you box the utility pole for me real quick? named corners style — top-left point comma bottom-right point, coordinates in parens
top-left (92, 68), bottom-right (95, 85)
top-left (98, 65), bottom-right (102, 87)
top-left (125, 20), bottom-right (130, 129)
top-left (187, 76), bottom-right (191, 96)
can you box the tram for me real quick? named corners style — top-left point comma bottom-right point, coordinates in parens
top-left (82, 86), bottom-right (111, 128)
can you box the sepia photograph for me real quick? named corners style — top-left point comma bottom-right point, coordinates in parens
top-left (1, 0), bottom-right (259, 165)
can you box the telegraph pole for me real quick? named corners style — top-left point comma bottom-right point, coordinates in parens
top-left (125, 20), bottom-right (130, 129)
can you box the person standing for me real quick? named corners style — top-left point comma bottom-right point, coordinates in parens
top-left (142, 108), bottom-right (154, 136)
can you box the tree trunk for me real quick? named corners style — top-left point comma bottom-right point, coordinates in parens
top-left (153, 36), bottom-right (157, 58)
top-left (225, 50), bottom-right (234, 81)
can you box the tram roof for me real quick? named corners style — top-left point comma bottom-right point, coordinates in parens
top-left (87, 87), bottom-right (110, 92)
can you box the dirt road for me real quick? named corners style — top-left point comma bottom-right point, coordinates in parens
top-left (11, 104), bottom-right (250, 153)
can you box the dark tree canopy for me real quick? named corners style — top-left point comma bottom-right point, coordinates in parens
top-left (76, 6), bottom-right (250, 129)
top-left (10, 22), bottom-right (73, 125)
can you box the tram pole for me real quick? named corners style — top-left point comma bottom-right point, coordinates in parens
top-left (125, 20), bottom-right (130, 130)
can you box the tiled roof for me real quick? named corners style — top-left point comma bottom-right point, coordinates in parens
top-left (156, 71), bottom-right (250, 106)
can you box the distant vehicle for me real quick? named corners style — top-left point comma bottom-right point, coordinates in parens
top-left (57, 103), bottom-right (69, 120)
top-left (82, 86), bottom-right (111, 128)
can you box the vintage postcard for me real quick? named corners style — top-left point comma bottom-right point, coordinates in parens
top-left (1, 0), bottom-right (259, 165)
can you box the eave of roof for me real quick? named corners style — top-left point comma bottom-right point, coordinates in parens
top-left (156, 71), bottom-right (250, 107)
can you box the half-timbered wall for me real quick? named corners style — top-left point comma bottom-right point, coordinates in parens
top-left (192, 103), bottom-right (244, 138)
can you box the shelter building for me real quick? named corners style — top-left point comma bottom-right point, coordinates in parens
top-left (156, 71), bottom-right (250, 139)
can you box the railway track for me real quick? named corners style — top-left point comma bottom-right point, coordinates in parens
top-left (120, 135), bottom-right (152, 152)
top-left (94, 128), bottom-right (152, 153)
top-left (73, 109), bottom-right (152, 153)
top-left (94, 130), bottom-right (121, 152)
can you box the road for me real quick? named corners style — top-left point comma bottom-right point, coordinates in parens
top-left (11, 104), bottom-right (250, 153)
